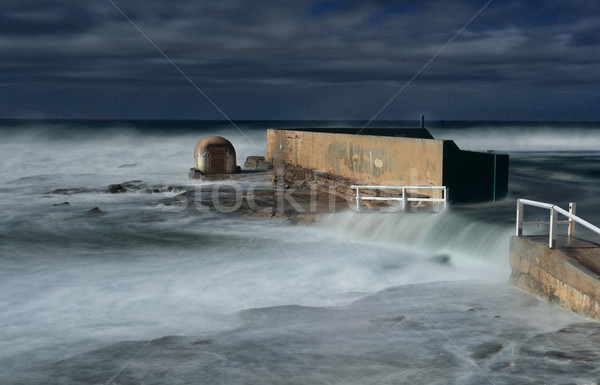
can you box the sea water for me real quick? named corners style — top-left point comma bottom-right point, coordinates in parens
top-left (1, 120), bottom-right (600, 384)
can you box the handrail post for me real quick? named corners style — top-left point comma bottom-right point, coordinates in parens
top-left (568, 202), bottom-right (576, 238)
top-left (349, 185), bottom-right (448, 212)
top-left (516, 200), bottom-right (523, 236)
top-left (549, 207), bottom-right (557, 248)
top-left (444, 187), bottom-right (448, 209)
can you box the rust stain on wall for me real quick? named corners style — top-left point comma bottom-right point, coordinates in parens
top-left (327, 143), bottom-right (347, 174)
top-left (266, 129), bottom-right (443, 187)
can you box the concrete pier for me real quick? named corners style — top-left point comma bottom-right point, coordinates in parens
top-left (510, 235), bottom-right (600, 320)
top-left (265, 128), bottom-right (508, 203)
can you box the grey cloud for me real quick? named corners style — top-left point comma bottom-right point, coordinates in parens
top-left (0, 2), bottom-right (100, 37)
top-left (569, 24), bottom-right (600, 47)
top-left (2, 0), bottom-right (600, 119)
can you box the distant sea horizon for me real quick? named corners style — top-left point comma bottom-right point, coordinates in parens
top-left (2, 118), bottom-right (600, 131)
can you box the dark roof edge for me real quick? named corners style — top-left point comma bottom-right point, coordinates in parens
top-left (272, 127), bottom-right (434, 140)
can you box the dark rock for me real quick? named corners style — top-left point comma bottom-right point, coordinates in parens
top-left (431, 254), bottom-right (451, 264)
top-left (160, 195), bottom-right (188, 207)
top-left (45, 187), bottom-right (90, 195)
top-left (121, 180), bottom-right (145, 190)
top-left (53, 202), bottom-right (70, 207)
top-left (118, 163), bottom-right (137, 168)
top-left (470, 342), bottom-right (503, 359)
top-left (150, 185), bottom-right (187, 193)
top-left (189, 168), bottom-right (204, 179)
top-left (106, 184), bottom-right (126, 194)
top-left (545, 350), bottom-right (574, 360)
top-left (117, 180), bottom-right (149, 192)
top-left (372, 315), bottom-right (405, 323)
top-left (87, 207), bottom-right (105, 214)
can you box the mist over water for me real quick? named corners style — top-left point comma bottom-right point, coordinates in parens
top-left (426, 120), bottom-right (600, 152)
top-left (430, 126), bottom-right (600, 153)
top-left (2, 120), bottom-right (600, 384)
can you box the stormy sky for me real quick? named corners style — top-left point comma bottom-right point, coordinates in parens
top-left (2, 0), bottom-right (600, 120)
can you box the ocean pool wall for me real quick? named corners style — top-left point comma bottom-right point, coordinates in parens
top-left (265, 129), bottom-right (508, 203)
top-left (510, 235), bottom-right (600, 320)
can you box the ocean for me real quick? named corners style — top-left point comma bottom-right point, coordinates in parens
top-left (2, 120), bottom-right (600, 384)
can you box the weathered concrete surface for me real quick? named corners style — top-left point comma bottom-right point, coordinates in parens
top-left (193, 136), bottom-right (238, 174)
top-left (244, 156), bottom-right (274, 170)
top-left (510, 235), bottom-right (600, 320)
top-left (266, 129), bottom-right (444, 189)
top-left (164, 166), bottom-right (354, 223)
top-left (265, 129), bottom-right (507, 203)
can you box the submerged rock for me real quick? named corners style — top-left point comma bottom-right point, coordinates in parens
top-left (121, 180), bottom-right (144, 188)
top-left (87, 207), bottom-right (105, 215)
top-left (431, 254), bottom-right (451, 264)
top-left (52, 202), bottom-right (70, 207)
top-left (45, 187), bottom-right (90, 195)
top-left (106, 184), bottom-right (127, 194)
top-left (470, 342), bottom-right (503, 359)
top-left (105, 181), bottom-right (151, 193)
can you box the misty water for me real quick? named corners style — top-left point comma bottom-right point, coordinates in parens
top-left (2, 121), bottom-right (600, 384)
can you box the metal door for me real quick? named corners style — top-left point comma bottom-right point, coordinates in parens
top-left (209, 147), bottom-right (226, 174)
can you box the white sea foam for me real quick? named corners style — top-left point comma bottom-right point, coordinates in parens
top-left (1, 121), bottom-right (599, 383)
top-left (429, 126), bottom-right (600, 153)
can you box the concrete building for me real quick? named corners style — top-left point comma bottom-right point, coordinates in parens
top-left (265, 127), bottom-right (508, 203)
top-left (193, 136), bottom-right (238, 175)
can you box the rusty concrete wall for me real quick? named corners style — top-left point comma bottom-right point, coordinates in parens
top-left (265, 129), bottom-right (445, 187)
top-left (510, 236), bottom-right (600, 320)
top-left (265, 129), bottom-right (509, 202)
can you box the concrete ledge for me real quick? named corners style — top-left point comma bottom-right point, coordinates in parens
top-left (510, 235), bottom-right (600, 320)
top-left (244, 156), bottom-right (273, 171)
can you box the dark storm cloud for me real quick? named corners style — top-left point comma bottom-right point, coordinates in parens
top-left (0, 2), bottom-right (99, 37)
top-left (1, 0), bottom-right (600, 119)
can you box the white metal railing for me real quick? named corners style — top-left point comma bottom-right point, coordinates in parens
top-left (516, 198), bottom-right (600, 248)
top-left (350, 185), bottom-right (448, 211)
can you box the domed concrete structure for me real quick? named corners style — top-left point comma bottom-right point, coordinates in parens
top-left (193, 136), bottom-right (238, 174)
